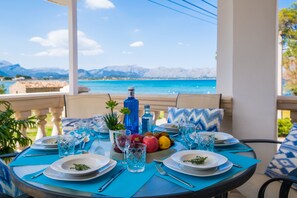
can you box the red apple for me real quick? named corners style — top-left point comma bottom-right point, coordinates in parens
top-left (130, 134), bottom-right (143, 144)
top-left (142, 135), bottom-right (159, 153)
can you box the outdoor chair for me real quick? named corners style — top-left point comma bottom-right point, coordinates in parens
top-left (64, 93), bottom-right (111, 118)
top-left (0, 154), bottom-right (31, 198)
top-left (237, 124), bottom-right (297, 198)
top-left (176, 93), bottom-right (222, 108)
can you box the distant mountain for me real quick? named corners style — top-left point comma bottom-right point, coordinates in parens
top-left (0, 60), bottom-right (216, 79)
top-left (0, 60), bottom-right (13, 67)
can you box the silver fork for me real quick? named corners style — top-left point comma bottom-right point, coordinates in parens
top-left (155, 163), bottom-right (195, 188)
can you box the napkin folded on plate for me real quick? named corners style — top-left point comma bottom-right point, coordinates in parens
top-left (23, 163), bottom-right (157, 198)
top-left (156, 152), bottom-right (260, 191)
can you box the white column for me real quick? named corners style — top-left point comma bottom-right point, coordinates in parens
top-left (68, 0), bottom-right (78, 95)
top-left (217, 0), bottom-right (278, 140)
top-left (217, 0), bottom-right (233, 97)
top-left (217, 0), bottom-right (233, 132)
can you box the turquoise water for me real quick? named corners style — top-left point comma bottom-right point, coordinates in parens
top-left (1, 80), bottom-right (216, 94)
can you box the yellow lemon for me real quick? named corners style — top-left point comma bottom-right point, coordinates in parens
top-left (158, 136), bottom-right (171, 150)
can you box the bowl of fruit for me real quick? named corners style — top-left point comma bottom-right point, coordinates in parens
top-left (111, 132), bottom-right (184, 162)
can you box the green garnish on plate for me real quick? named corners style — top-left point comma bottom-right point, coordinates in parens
top-left (183, 156), bottom-right (208, 165)
top-left (70, 163), bottom-right (91, 171)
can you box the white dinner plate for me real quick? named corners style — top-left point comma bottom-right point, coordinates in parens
top-left (30, 144), bottom-right (58, 151)
top-left (189, 132), bottom-right (239, 147)
top-left (214, 138), bottom-right (240, 147)
top-left (171, 150), bottom-right (227, 170)
top-left (160, 123), bottom-right (179, 131)
top-left (190, 132), bottom-right (233, 142)
top-left (163, 157), bottom-right (233, 177)
top-left (50, 154), bottom-right (110, 176)
top-left (214, 132), bottom-right (234, 143)
top-left (154, 123), bottom-right (179, 134)
top-left (34, 136), bottom-right (58, 148)
top-left (44, 159), bottom-right (117, 181)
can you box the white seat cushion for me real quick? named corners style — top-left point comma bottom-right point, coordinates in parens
top-left (237, 173), bottom-right (297, 198)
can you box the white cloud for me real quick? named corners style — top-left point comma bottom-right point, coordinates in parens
top-left (122, 51), bottom-right (133, 55)
top-left (129, 41), bottom-right (144, 48)
top-left (177, 42), bottom-right (190, 47)
top-left (133, 28), bottom-right (141, 33)
top-left (29, 29), bottom-right (103, 57)
top-left (1, 52), bottom-right (9, 55)
top-left (85, 0), bottom-right (115, 10)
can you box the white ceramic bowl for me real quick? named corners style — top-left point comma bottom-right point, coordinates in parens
top-left (171, 150), bottom-right (227, 170)
top-left (50, 154), bottom-right (110, 176)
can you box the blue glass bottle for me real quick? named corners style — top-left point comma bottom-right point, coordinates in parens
top-left (142, 104), bottom-right (153, 133)
top-left (124, 87), bottom-right (139, 134)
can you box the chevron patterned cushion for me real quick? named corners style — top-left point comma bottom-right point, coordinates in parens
top-left (265, 123), bottom-right (297, 190)
top-left (61, 115), bottom-right (108, 134)
top-left (167, 107), bottom-right (224, 131)
top-left (0, 159), bottom-right (22, 197)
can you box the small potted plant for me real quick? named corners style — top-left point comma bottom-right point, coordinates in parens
top-left (0, 100), bottom-right (35, 157)
top-left (103, 99), bottom-right (130, 143)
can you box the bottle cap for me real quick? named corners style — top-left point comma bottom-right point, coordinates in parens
top-left (128, 87), bottom-right (134, 91)
top-left (144, 104), bottom-right (150, 108)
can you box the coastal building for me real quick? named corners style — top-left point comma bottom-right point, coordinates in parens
top-left (12, 76), bottom-right (25, 81)
top-left (9, 81), bottom-right (68, 94)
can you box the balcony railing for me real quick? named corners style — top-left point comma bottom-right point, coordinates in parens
top-left (1, 93), bottom-right (294, 141)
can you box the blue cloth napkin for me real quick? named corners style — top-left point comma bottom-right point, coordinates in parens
top-left (23, 163), bottom-right (157, 198)
top-left (9, 148), bottom-right (60, 167)
top-left (156, 152), bottom-right (260, 191)
top-left (214, 143), bottom-right (253, 153)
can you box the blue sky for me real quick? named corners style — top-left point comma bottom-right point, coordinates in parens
top-left (0, 0), bottom-right (295, 70)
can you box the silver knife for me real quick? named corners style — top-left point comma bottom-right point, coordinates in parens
top-left (98, 163), bottom-right (113, 173)
top-left (98, 168), bottom-right (125, 192)
top-left (24, 153), bottom-right (57, 157)
top-left (31, 171), bottom-right (44, 179)
top-left (233, 163), bottom-right (243, 168)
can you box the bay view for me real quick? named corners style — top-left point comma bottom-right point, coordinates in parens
top-left (1, 79), bottom-right (216, 95)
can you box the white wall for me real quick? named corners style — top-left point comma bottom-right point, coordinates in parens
top-left (217, 0), bottom-right (278, 139)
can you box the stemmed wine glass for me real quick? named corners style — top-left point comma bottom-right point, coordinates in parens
top-left (115, 129), bottom-right (131, 164)
top-left (180, 122), bottom-right (195, 150)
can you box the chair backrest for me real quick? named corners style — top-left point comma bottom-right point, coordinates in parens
top-left (64, 93), bottom-right (111, 118)
top-left (176, 94), bottom-right (222, 108)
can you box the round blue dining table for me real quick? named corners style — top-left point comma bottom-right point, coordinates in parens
top-left (10, 137), bottom-right (257, 198)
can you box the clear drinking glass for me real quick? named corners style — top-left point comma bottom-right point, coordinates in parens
top-left (57, 134), bottom-right (75, 158)
top-left (180, 123), bottom-right (196, 150)
top-left (115, 129), bottom-right (131, 164)
top-left (126, 143), bottom-right (146, 173)
top-left (196, 132), bottom-right (215, 152)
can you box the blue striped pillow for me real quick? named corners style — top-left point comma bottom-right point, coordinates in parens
top-left (0, 159), bottom-right (22, 197)
top-left (265, 123), bottom-right (297, 190)
top-left (61, 115), bottom-right (108, 134)
top-left (167, 107), bottom-right (224, 131)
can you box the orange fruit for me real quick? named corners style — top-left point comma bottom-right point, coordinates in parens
top-left (158, 136), bottom-right (171, 150)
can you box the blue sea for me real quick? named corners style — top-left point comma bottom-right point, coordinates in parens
top-left (1, 79), bottom-right (216, 94)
